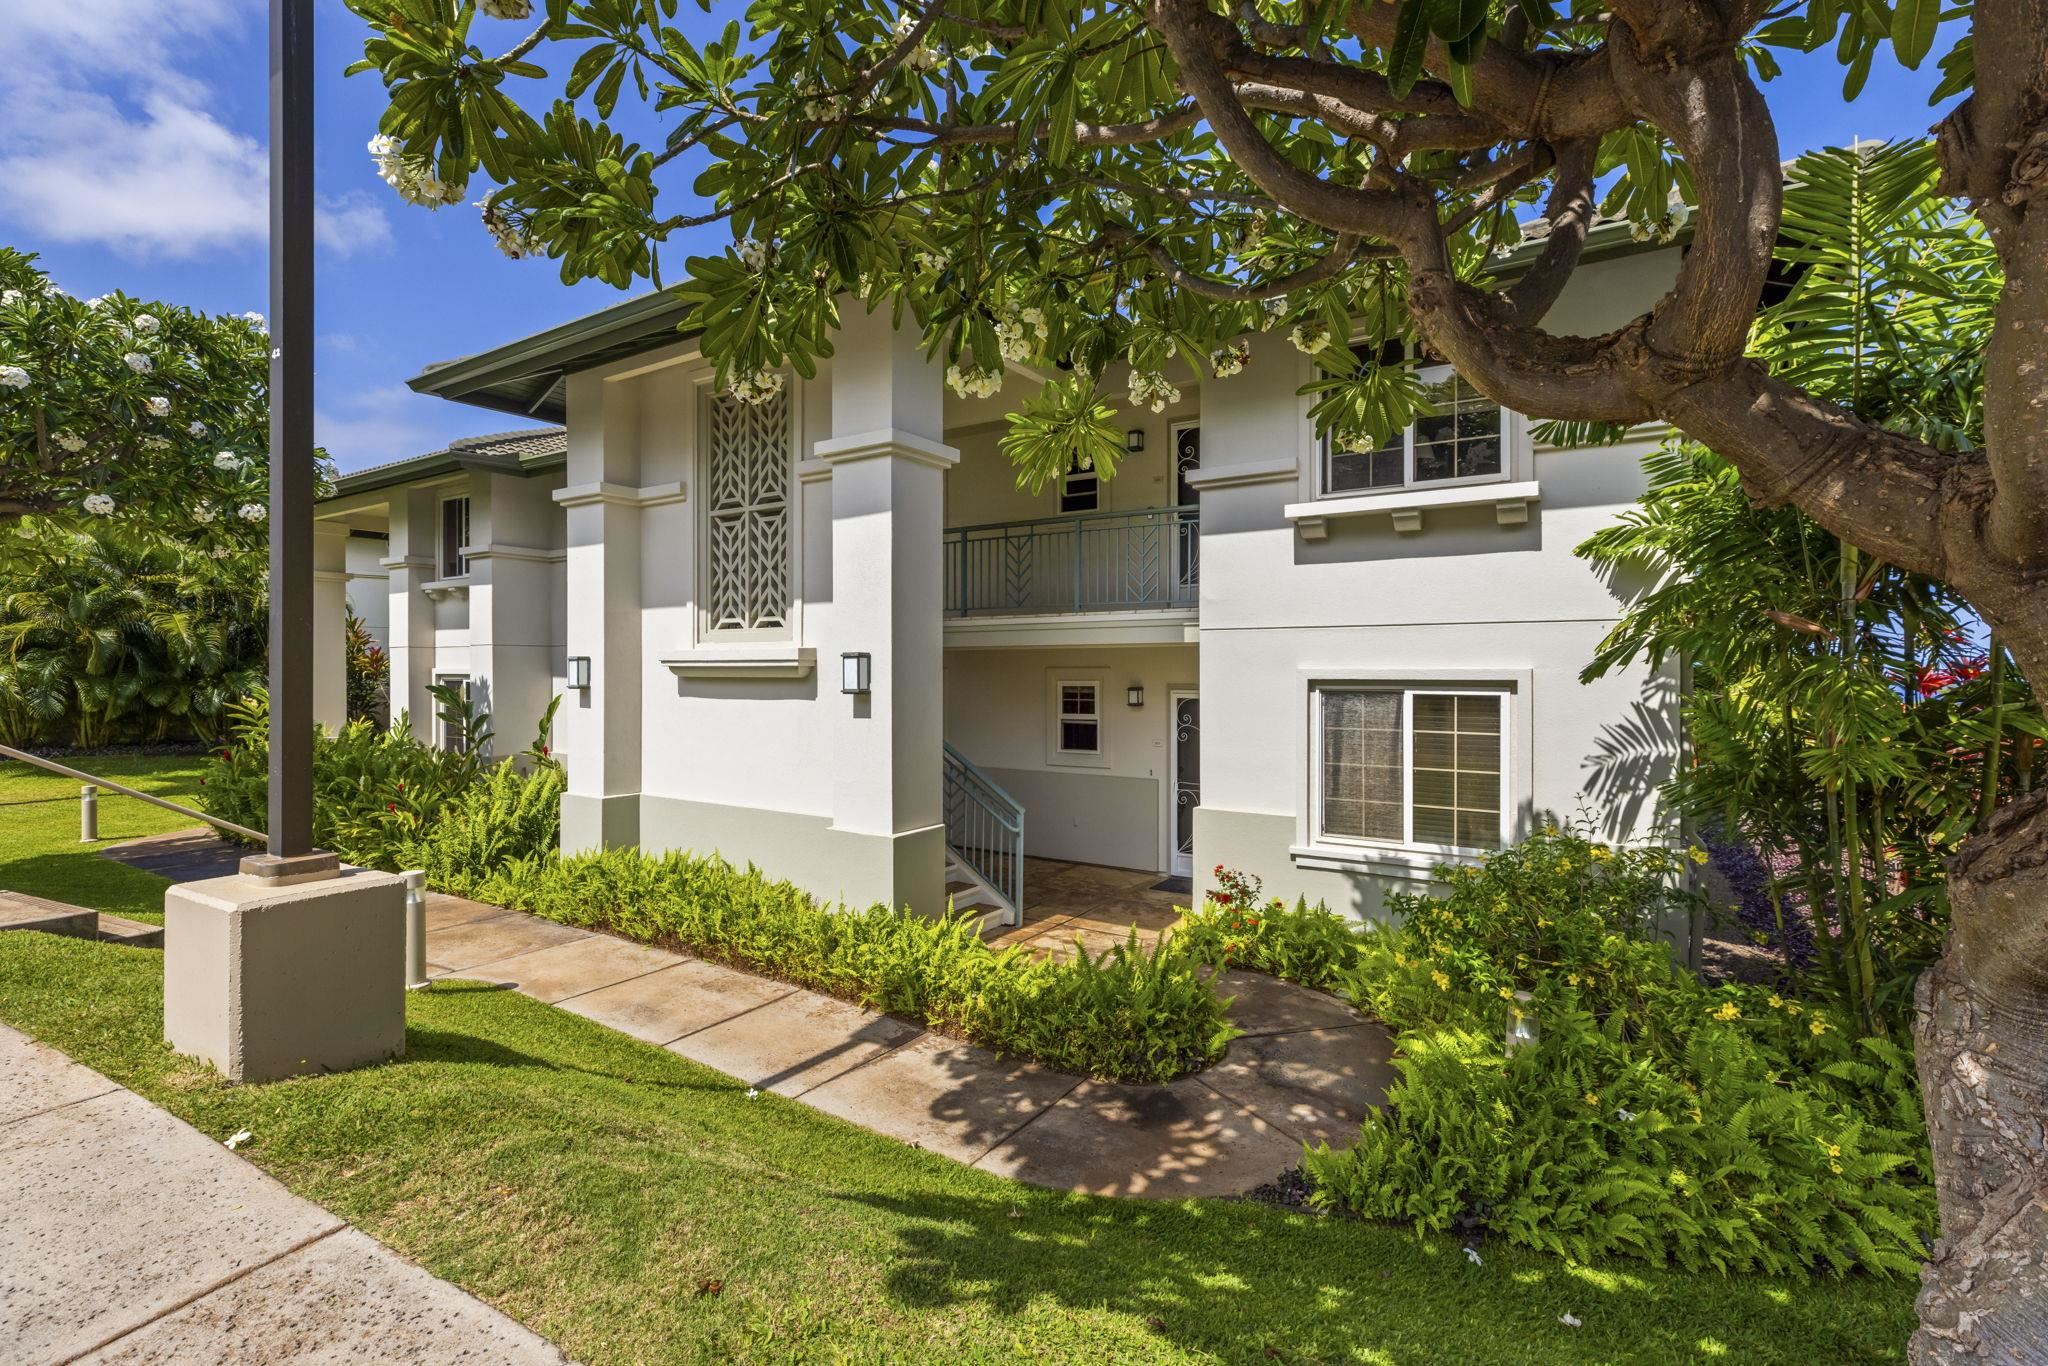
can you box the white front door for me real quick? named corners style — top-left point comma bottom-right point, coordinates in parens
top-left (1169, 691), bottom-right (1199, 878)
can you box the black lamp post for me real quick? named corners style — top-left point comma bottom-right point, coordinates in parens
top-left (245, 0), bottom-right (335, 882)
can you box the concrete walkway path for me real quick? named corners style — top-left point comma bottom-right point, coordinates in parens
top-left (102, 829), bottom-right (1398, 1200)
top-left (0, 1024), bottom-right (567, 1365)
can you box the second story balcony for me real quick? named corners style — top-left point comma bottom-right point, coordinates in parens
top-left (943, 505), bottom-right (1199, 617)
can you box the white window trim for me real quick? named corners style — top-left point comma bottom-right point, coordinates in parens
top-left (438, 494), bottom-right (471, 581)
top-left (1292, 667), bottom-right (1534, 877)
top-left (1058, 462), bottom-right (1100, 514)
top-left (1044, 669), bottom-right (1112, 769)
top-left (1056, 680), bottom-right (1103, 753)
top-left (1316, 362), bottom-right (1518, 499)
top-left (432, 672), bottom-right (472, 754)
top-left (693, 371), bottom-right (805, 648)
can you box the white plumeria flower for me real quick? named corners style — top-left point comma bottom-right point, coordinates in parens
top-left (146, 396), bottom-right (172, 417)
top-left (745, 1087), bottom-right (761, 1100)
top-left (735, 237), bottom-right (770, 272)
top-left (123, 351), bottom-right (153, 374)
top-left (1210, 340), bottom-right (1251, 378)
top-left (1463, 1246), bottom-right (1483, 1266)
top-left (944, 364), bottom-right (1002, 399)
top-left (210, 546), bottom-right (232, 559)
top-left (237, 502), bottom-right (268, 523)
top-left (55, 431), bottom-right (85, 453)
top-left (194, 503), bottom-right (216, 525)
top-left (187, 419), bottom-right (207, 437)
top-left (134, 313), bottom-right (160, 334)
top-left (82, 493), bottom-right (116, 516)
top-left (726, 368), bottom-right (785, 406)
top-left (214, 451), bottom-right (241, 471)
top-left (224, 1129), bottom-right (253, 1150)
top-left (86, 295), bottom-right (108, 309)
top-left (0, 365), bottom-right (28, 390)
top-left (43, 282), bottom-right (66, 297)
top-left (0, 289), bottom-right (20, 305)
top-left (479, 0), bottom-right (532, 16)
top-left (1560, 1313), bottom-right (1582, 1329)
top-left (1125, 369), bottom-right (1180, 414)
top-left (241, 311), bottom-right (267, 331)
top-left (1289, 320), bottom-right (1331, 356)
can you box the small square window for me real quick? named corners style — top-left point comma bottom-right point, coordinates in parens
top-left (1059, 465), bottom-right (1099, 514)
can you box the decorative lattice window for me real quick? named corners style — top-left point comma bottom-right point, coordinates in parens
top-left (704, 389), bottom-right (792, 634)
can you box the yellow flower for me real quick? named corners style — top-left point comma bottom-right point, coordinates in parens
top-left (1829, 1160), bottom-right (1843, 1174)
top-left (1393, 954), bottom-right (1412, 969)
top-left (1431, 970), bottom-right (1450, 991)
top-left (1687, 846), bottom-right (1710, 865)
top-left (1585, 1092), bottom-right (1600, 1107)
top-left (1566, 974), bottom-right (1582, 987)
top-left (1785, 1001), bottom-right (1803, 1016)
top-left (1710, 1001), bottom-right (1742, 1023)
top-left (1590, 846), bottom-right (1612, 862)
top-left (1498, 986), bottom-right (1514, 1000)
top-left (1767, 995), bottom-right (1783, 1009)
top-left (1809, 1017), bottom-right (1830, 1036)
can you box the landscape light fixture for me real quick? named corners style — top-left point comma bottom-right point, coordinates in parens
top-left (1125, 429), bottom-right (1145, 453)
top-left (841, 652), bottom-right (872, 695)
top-left (1126, 685), bottom-right (1145, 708)
top-left (567, 655), bottom-right (592, 690)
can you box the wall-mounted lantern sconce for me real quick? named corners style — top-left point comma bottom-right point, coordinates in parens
top-left (566, 656), bottom-right (592, 690)
top-left (841, 651), bottom-right (872, 695)
top-left (1125, 428), bottom-right (1146, 453)
top-left (1126, 684), bottom-right (1145, 708)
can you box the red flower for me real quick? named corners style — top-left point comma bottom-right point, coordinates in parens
top-left (1916, 668), bottom-right (1955, 697)
top-left (387, 802), bottom-right (397, 812)
top-left (220, 749), bottom-right (232, 760)
top-left (1213, 891), bottom-right (1231, 905)
top-left (540, 744), bottom-right (550, 758)
top-left (198, 778), bottom-right (206, 786)
top-left (396, 780), bottom-right (405, 790)
top-left (1214, 864), bottom-right (1225, 875)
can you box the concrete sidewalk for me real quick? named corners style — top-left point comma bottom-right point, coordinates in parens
top-left (0, 1025), bottom-right (567, 1365)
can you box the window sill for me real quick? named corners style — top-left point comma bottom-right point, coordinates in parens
top-left (419, 576), bottom-right (471, 599)
top-left (659, 645), bottom-right (816, 680)
top-left (1283, 480), bottom-right (1540, 539)
top-left (1289, 842), bottom-right (1485, 879)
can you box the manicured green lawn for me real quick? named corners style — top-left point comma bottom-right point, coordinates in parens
top-left (0, 923), bottom-right (1916, 1363)
top-left (0, 752), bottom-right (212, 924)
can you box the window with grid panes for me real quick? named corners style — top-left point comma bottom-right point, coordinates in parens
top-left (1317, 688), bottom-right (1503, 850)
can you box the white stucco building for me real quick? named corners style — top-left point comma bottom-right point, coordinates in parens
top-left (314, 232), bottom-right (1684, 928)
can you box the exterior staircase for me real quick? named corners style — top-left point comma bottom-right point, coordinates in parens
top-left (942, 742), bottom-right (1025, 928)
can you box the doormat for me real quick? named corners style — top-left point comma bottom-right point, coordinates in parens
top-left (1151, 875), bottom-right (1193, 895)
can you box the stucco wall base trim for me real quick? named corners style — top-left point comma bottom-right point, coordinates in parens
top-left (561, 793), bottom-right (641, 853)
top-left (626, 794), bottom-right (947, 916)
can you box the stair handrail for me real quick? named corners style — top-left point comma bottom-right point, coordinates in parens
top-left (0, 743), bottom-right (265, 843)
top-left (941, 741), bottom-right (1025, 919)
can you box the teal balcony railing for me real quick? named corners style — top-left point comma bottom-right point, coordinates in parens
top-left (942, 505), bottom-right (1198, 616)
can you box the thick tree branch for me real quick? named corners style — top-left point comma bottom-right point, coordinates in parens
top-left (1497, 139), bottom-right (1598, 327)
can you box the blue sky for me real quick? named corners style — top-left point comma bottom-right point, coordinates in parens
top-left (0, 3), bottom-right (1963, 473)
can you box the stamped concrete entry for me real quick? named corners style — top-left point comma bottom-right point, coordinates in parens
top-left (104, 832), bottom-right (1400, 1200)
top-left (417, 891), bottom-right (1397, 1200)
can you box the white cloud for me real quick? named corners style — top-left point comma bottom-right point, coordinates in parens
top-left (316, 384), bottom-right (449, 471)
top-left (0, 0), bottom-right (391, 260)
top-left (317, 192), bottom-right (394, 258)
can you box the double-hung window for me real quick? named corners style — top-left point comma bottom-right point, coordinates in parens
top-left (1321, 347), bottom-right (1505, 496)
top-left (1059, 459), bottom-right (1099, 514)
top-left (1316, 687), bottom-right (1505, 851)
top-left (1057, 682), bottom-right (1101, 754)
top-left (439, 496), bottom-right (470, 579)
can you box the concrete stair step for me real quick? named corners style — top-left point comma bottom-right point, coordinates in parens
top-left (0, 893), bottom-right (99, 940)
top-left (96, 914), bottom-right (165, 949)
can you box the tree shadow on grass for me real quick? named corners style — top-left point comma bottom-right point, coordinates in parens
top-left (828, 1185), bottom-right (1913, 1363)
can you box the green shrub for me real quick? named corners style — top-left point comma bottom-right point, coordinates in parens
top-left (201, 692), bottom-right (562, 879)
top-left (1175, 832), bottom-right (1935, 1278)
top-left (474, 847), bottom-right (1238, 1083)
top-left (1174, 864), bottom-right (1361, 992)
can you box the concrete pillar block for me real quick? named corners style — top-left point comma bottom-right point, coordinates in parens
top-left (164, 868), bottom-right (407, 1082)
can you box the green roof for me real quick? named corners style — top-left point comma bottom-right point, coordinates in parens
top-left (328, 428), bottom-right (567, 500)
top-left (408, 291), bottom-right (696, 423)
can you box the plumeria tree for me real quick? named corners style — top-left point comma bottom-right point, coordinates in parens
top-left (0, 248), bottom-right (284, 544)
top-left (348, 1), bottom-right (2048, 1351)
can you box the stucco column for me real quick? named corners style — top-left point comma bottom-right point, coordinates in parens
top-left (465, 473), bottom-right (561, 758)
top-left (380, 487), bottom-right (438, 740)
top-left (819, 306), bottom-right (955, 914)
top-left (312, 520), bottom-right (349, 732)
top-left (553, 369), bottom-right (644, 851)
